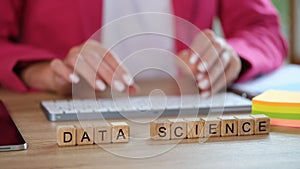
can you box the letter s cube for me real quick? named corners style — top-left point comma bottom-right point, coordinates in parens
top-left (150, 120), bottom-right (171, 140)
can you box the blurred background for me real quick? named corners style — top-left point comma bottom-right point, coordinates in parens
top-left (268, 0), bottom-right (299, 64)
top-left (272, 0), bottom-right (289, 40)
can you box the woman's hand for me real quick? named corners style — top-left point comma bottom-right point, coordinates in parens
top-left (56, 40), bottom-right (137, 93)
top-left (178, 30), bottom-right (242, 97)
top-left (21, 40), bottom-right (137, 95)
top-left (20, 60), bottom-right (73, 95)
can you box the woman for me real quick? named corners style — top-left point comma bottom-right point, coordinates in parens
top-left (0, 0), bottom-right (288, 96)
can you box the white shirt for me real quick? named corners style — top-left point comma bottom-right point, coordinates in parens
top-left (101, 0), bottom-right (177, 80)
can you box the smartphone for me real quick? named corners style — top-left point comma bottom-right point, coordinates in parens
top-left (0, 100), bottom-right (27, 151)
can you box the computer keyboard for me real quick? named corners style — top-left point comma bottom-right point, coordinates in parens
top-left (40, 92), bottom-right (252, 121)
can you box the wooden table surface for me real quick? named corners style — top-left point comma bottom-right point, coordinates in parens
top-left (0, 79), bottom-right (300, 169)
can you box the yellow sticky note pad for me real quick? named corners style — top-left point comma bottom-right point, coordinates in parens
top-left (252, 90), bottom-right (300, 107)
top-left (252, 90), bottom-right (300, 126)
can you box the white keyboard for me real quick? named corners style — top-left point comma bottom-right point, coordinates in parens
top-left (40, 92), bottom-right (252, 121)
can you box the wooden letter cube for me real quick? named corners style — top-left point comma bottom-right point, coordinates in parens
top-left (57, 125), bottom-right (76, 146)
top-left (76, 125), bottom-right (94, 145)
top-left (94, 124), bottom-right (112, 144)
top-left (111, 122), bottom-right (130, 143)
top-left (219, 116), bottom-right (238, 137)
top-left (168, 119), bottom-right (187, 140)
top-left (234, 115), bottom-right (254, 136)
top-left (251, 114), bottom-right (270, 134)
top-left (203, 117), bottom-right (220, 137)
top-left (184, 118), bottom-right (204, 138)
top-left (150, 120), bottom-right (171, 140)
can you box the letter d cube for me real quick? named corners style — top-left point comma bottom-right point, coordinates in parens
top-left (57, 125), bottom-right (76, 146)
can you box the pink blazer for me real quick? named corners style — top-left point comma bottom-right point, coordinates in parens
top-left (0, 0), bottom-right (288, 92)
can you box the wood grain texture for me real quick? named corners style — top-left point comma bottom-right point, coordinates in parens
top-left (76, 126), bottom-right (94, 145)
top-left (219, 116), bottom-right (238, 137)
top-left (168, 118), bottom-right (187, 140)
top-left (185, 118), bottom-right (204, 138)
top-left (111, 122), bottom-right (129, 143)
top-left (202, 117), bottom-right (221, 137)
top-left (94, 124), bottom-right (112, 144)
top-left (150, 120), bottom-right (171, 140)
top-left (57, 125), bottom-right (76, 146)
top-left (235, 115), bottom-right (255, 136)
top-left (251, 114), bottom-right (270, 135)
top-left (1, 78), bottom-right (300, 169)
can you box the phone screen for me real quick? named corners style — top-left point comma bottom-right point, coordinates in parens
top-left (0, 101), bottom-right (27, 151)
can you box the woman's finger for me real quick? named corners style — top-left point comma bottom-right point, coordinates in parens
top-left (82, 50), bottom-right (127, 92)
top-left (177, 30), bottom-right (217, 76)
top-left (201, 51), bottom-right (241, 97)
top-left (189, 32), bottom-right (211, 65)
top-left (177, 49), bottom-right (197, 76)
top-left (224, 51), bottom-right (242, 86)
top-left (50, 59), bottom-right (79, 84)
top-left (85, 40), bottom-right (135, 86)
top-left (64, 54), bottom-right (108, 91)
top-left (198, 50), bottom-right (231, 90)
top-left (52, 74), bottom-right (72, 95)
top-left (196, 31), bottom-right (225, 74)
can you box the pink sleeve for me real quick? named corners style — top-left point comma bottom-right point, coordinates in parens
top-left (0, 0), bottom-right (58, 92)
top-left (219, 0), bottom-right (288, 82)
